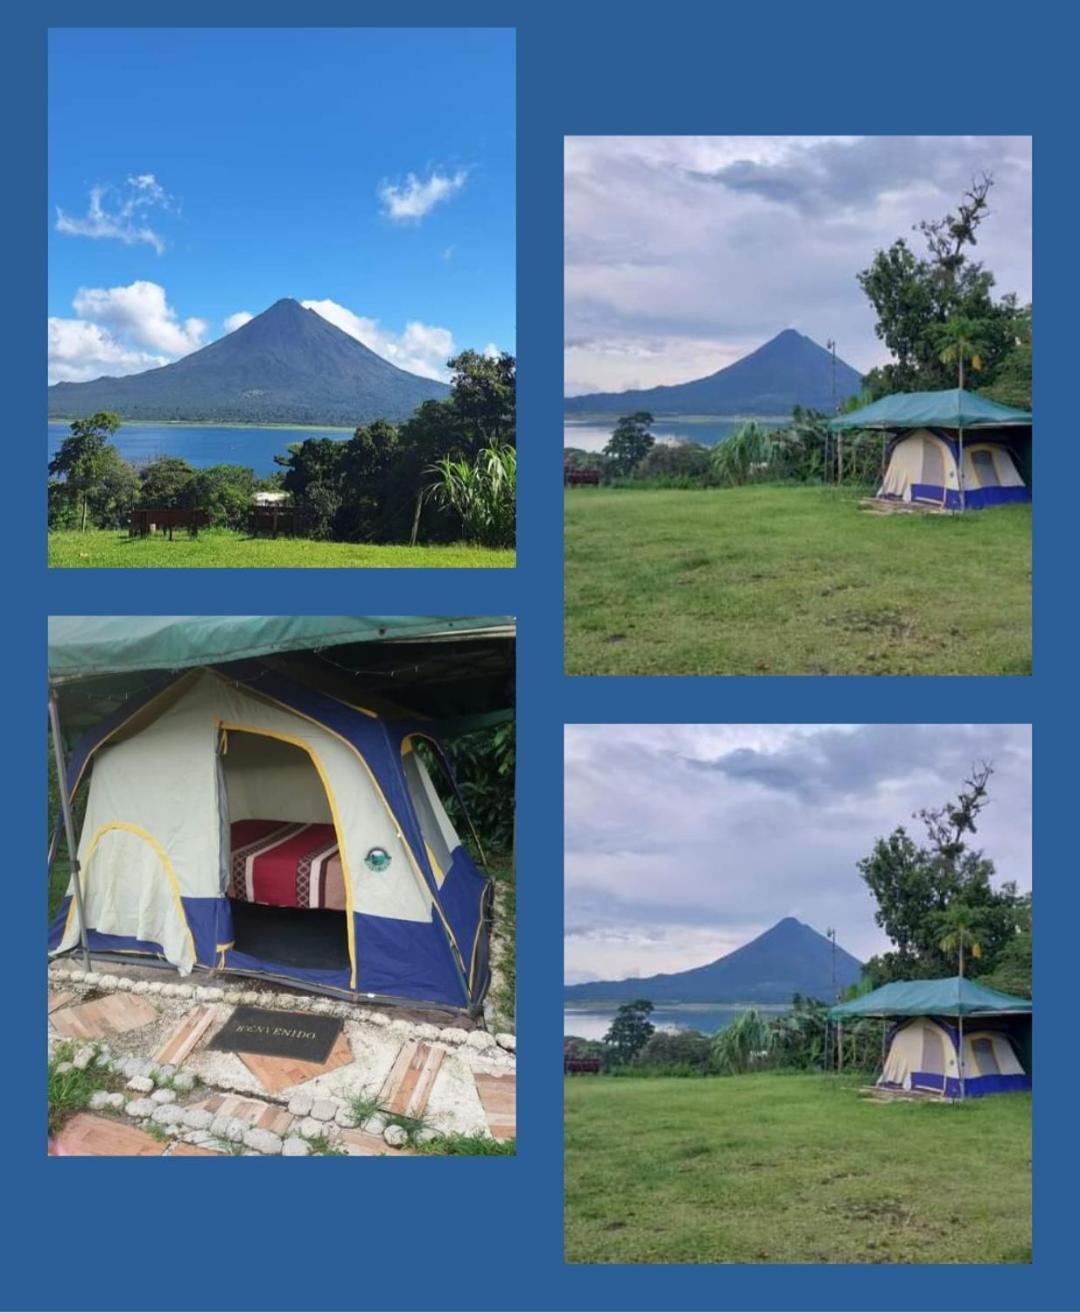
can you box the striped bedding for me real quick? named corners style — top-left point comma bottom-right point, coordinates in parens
top-left (229, 819), bottom-right (346, 910)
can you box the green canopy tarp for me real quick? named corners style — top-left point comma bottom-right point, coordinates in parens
top-left (828, 388), bottom-right (1032, 432)
top-left (828, 976), bottom-right (1031, 1019)
top-left (48, 615), bottom-right (513, 683)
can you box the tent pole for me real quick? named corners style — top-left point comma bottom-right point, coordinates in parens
top-left (958, 426), bottom-right (966, 513)
top-left (48, 691), bottom-right (91, 972)
top-left (46, 810), bottom-right (63, 875)
top-left (958, 1013), bottom-right (965, 1101)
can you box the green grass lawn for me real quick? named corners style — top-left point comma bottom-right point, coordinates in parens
top-left (565, 486), bottom-right (1031, 675)
top-left (565, 1073), bottom-right (1031, 1264)
top-left (49, 528), bottom-right (514, 569)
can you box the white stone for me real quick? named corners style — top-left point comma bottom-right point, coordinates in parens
top-left (241, 991), bottom-right (260, 1005)
top-left (93, 1050), bottom-right (112, 1068)
top-left (156, 1063), bottom-right (177, 1081)
top-left (98, 975), bottom-right (119, 990)
top-left (224, 1117), bottom-right (247, 1143)
top-left (414, 1023), bottom-right (440, 1041)
top-left (282, 1136), bottom-right (311, 1156)
top-left (366, 1011), bottom-right (390, 1028)
top-left (126, 1076), bottom-right (154, 1093)
top-left (209, 1115), bottom-right (232, 1139)
top-left (439, 1027), bottom-right (468, 1045)
top-left (465, 1030), bottom-right (496, 1051)
top-left (151, 1103), bottom-right (185, 1126)
top-left (72, 1046), bottom-right (95, 1070)
top-left (87, 1090), bottom-right (112, 1111)
top-left (335, 1107), bottom-right (358, 1128)
top-left (309, 1098), bottom-right (336, 1122)
top-left (147, 982), bottom-right (164, 995)
top-left (69, 970), bottom-right (87, 983)
top-left (416, 1128), bottom-right (439, 1145)
top-left (172, 1071), bottom-right (197, 1093)
top-left (287, 1093), bottom-right (314, 1117)
top-left (83, 972), bottom-right (101, 986)
top-left (131, 981), bottom-right (149, 994)
top-left (115, 976), bottom-right (133, 991)
top-left (151, 1088), bottom-right (177, 1104)
top-left (495, 1032), bottom-right (516, 1052)
top-left (363, 1115), bottom-right (386, 1135)
top-left (243, 1127), bottom-right (283, 1155)
top-left (106, 1092), bottom-right (126, 1111)
top-left (182, 1108), bottom-right (214, 1130)
top-left (175, 984), bottom-right (194, 999)
top-left (297, 1117), bottom-right (322, 1140)
top-left (125, 1098), bottom-right (156, 1119)
top-left (383, 1124), bottom-right (408, 1148)
top-left (195, 986), bottom-right (224, 1002)
top-left (389, 1018), bottom-right (414, 1036)
top-left (53, 1061), bottom-right (74, 1076)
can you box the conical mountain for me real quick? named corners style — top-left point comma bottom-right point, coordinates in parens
top-left (48, 298), bottom-right (450, 425)
top-left (564, 917), bottom-right (863, 1004)
top-left (564, 329), bottom-right (863, 415)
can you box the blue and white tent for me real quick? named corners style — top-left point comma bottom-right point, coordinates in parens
top-left (830, 389), bottom-right (1032, 511)
top-left (47, 618), bottom-right (513, 1013)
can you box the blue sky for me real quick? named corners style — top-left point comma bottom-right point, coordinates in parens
top-left (49, 27), bottom-right (515, 384)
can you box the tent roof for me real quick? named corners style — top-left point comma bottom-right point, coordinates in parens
top-left (828, 389), bottom-right (1031, 432)
top-left (48, 616), bottom-right (515, 741)
top-left (829, 976), bottom-right (1031, 1020)
top-left (48, 615), bottom-right (512, 682)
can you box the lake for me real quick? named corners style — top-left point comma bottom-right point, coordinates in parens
top-left (47, 421), bottom-right (351, 477)
top-left (565, 1003), bottom-right (786, 1040)
top-left (564, 413), bottom-right (787, 453)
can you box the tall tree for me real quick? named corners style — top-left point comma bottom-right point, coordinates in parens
top-left (603, 999), bottom-right (655, 1064)
top-left (47, 412), bottom-right (121, 530)
top-left (934, 904), bottom-right (986, 977)
top-left (604, 412), bottom-right (655, 476)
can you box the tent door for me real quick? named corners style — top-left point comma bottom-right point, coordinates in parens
top-left (217, 727), bottom-right (352, 976)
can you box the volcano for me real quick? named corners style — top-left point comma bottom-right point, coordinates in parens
top-left (564, 329), bottom-right (863, 416)
top-left (48, 298), bottom-right (450, 425)
top-left (564, 917), bottom-right (864, 1005)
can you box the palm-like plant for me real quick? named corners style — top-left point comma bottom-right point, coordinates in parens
top-left (426, 441), bottom-right (516, 548)
top-left (934, 316), bottom-right (990, 391)
top-left (710, 422), bottom-right (774, 487)
top-left (710, 1008), bottom-right (774, 1074)
top-left (936, 903), bottom-right (985, 977)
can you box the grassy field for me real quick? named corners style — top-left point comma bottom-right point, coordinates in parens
top-left (49, 529), bottom-right (514, 569)
top-left (565, 486), bottom-right (1031, 675)
top-left (565, 1073), bottom-right (1031, 1264)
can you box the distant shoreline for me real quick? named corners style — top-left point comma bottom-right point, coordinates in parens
top-left (48, 418), bottom-right (355, 432)
top-left (564, 1000), bottom-right (790, 1012)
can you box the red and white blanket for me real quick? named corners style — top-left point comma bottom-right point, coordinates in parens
top-left (229, 820), bottom-right (346, 910)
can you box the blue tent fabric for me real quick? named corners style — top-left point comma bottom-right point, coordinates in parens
top-left (53, 666), bottom-right (491, 1012)
top-left (828, 388), bottom-right (1031, 431)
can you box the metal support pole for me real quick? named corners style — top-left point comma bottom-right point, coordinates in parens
top-left (958, 1013), bottom-right (965, 1102)
top-left (48, 691), bottom-right (91, 971)
top-left (957, 426), bottom-right (966, 513)
top-left (46, 809), bottom-right (63, 874)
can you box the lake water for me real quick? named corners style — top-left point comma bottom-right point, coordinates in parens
top-left (564, 414), bottom-right (787, 453)
top-left (565, 1003), bottom-right (782, 1040)
top-left (48, 422), bottom-right (351, 477)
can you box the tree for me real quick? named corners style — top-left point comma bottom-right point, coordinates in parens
top-left (934, 315), bottom-right (990, 391)
top-left (857, 175), bottom-right (1023, 396)
top-left (934, 903), bottom-right (985, 977)
top-left (980, 309), bottom-right (1032, 410)
top-left (185, 465), bottom-right (256, 530)
top-left (603, 999), bottom-right (655, 1064)
top-left (857, 762), bottom-right (1026, 983)
top-left (47, 412), bottom-right (121, 531)
top-left (426, 441), bottom-right (516, 548)
top-left (635, 440), bottom-right (711, 483)
top-left (603, 412), bottom-right (654, 475)
top-left (138, 456), bottom-right (195, 507)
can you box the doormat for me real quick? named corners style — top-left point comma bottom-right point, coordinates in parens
top-left (208, 1005), bottom-right (343, 1063)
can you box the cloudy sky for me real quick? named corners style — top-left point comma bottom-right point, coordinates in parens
top-left (48, 29), bottom-right (514, 386)
top-left (565, 724), bottom-right (1031, 984)
top-left (564, 135), bottom-right (1031, 396)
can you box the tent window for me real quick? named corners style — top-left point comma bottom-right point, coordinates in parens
top-left (972, 448), bottom-right (999, 486)
top-left (402, 738), bottom-right (463, 883)
top-left (921, 1026), bottom-right (945, 1074)
top-left (972, 1036), bottom-right (1001, 1075)
top-left (921, 439), bottom-right (945, 489)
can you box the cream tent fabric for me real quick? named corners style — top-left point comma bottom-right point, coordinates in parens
top-left (53, 669), bottom-right (438, 975)
top-left (878, 428), bottom-right (1025, 506)
top-left (881, 1017), bottom-right (1025, 1094)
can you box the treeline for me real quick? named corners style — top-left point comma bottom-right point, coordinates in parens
top-left (49, 350), bottom-right (516, 548)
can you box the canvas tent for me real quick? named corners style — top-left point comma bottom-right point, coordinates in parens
top-left (48, 616), bottom-right (514, 1013)
top-left (829, 389), bottom-right (1031, 511)
top-left (830, 977), bottom-right (1031, 1099)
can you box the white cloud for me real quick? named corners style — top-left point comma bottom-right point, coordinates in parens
top-left (55, 173), bottom-right (176, 254)
top-left (303, 298), bottom-right (454, 381)
top-left (47, 318), bottom-right (168, 385)
top-left (378, 168), bottom-right (467, 222)
top-left (72, 281), bottom-right (207, 356)
top-left (48, 281), bottom-right (206, 384)
top-left (483, 342), bottom-right (502, 359)
top-left (223, 311), bottom-right (254, 334)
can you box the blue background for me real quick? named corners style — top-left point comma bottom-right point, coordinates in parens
top-left (8, 1), bottom-right (1072, 1309)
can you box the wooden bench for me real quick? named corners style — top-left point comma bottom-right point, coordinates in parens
top-left (564, 468), bottom-right (601, 487)
top-left (249, 505), bottom-right (302, 538)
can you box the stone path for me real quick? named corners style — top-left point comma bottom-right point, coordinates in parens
top-left (48, 961), bottom-right (515, 1158)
